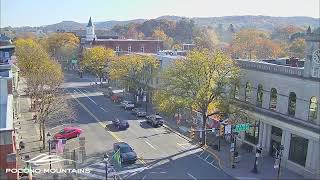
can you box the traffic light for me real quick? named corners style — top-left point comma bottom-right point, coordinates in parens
top-left (219, 125), bottom-right (224, 136)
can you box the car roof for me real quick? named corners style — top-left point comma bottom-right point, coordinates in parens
top-left (115, 142), bottom-right (130, 148)
top-left (63, 127), bottom-right (78, 130)
top-left (150, 115), bottom-right (163, 119)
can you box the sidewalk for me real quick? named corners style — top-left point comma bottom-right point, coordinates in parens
top-left (15, 78), bottom-right (71, 179)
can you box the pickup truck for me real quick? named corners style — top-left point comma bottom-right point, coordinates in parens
top-left (146, 115), bottom-right (164, 127)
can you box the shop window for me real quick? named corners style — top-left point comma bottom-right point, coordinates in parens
top-left (269, 88), bottom-right (277, 111)
top-left (245, 82), bottom-right (252, 102)
top-left (257, 84), bottom-right (263, 107)
top-left (308, 96), bottom-right (318, 121)
top-left (288, 92), bottom-right (297, 116)
top-left (288, 134), bottom-right (308, 167)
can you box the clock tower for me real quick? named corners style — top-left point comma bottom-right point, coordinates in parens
top-left (86, 17), bottom-right (96, 42)
top-left (303, 26), bottom-right (320, 79)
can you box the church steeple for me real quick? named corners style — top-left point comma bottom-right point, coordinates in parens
top-left (86, 17), bottom-right (96, 41)
top-left (87, 17), bottom-right (93, 27)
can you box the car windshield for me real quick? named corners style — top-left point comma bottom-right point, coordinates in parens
top-left (59, 130), bottom-right (65, 134)
top-left (120, 146), bottom-right (132, 153)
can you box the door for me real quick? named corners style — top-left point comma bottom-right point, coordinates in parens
top-left (270, 126), bottom-right (282, 157)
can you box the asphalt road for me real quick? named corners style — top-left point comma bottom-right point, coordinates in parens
top-left (59, 72), bottom-right (233, 180)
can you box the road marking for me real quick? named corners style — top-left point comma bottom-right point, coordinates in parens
top-left (75, 88), bottom-right (97, 105)
top-left (236, 177), bottom-right (259, 180)
top-left (144, 140), bottom-right (156, 150)
top-left (187, 172), bottom-right (197, 180)
top-left (69, 91), bottom-right (146, 166)
top-left (100, 107), bottom-right (108, 112)
top-left (205, 154), bottom-right (210, 160)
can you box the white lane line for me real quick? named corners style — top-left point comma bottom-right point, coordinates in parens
top-left (187, 172), bottom-right (197, 180)
top-left (75, 88), bottom-right (97, 105)
top-left (205, 154), bottom-right (210, 160)
top-left (210, 160), bottom-right (215, 164)
top-left (100, 107), bottom-right (108, 112)
top-left (144, 140), bottom-right (157, 150)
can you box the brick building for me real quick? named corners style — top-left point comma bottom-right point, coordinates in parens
top-left (80, 17), bottom-right (163, 54)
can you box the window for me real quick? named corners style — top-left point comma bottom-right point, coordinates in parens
top-left (288, 92), bottom-right (297, 116)
top-left (288, 134), bottom-right (308, 167)
top-left (312, 67), bottom-right (320, 78)
top-left (270, 88), bottom-right (277, 111)
top-left (4, 52), bottom-right (9, 58)
top-left (141, 45), bottom-right (144, 53)
top-left (308, 96), bottom-right (318, 121)
top-left (116, 46), bottom-right (120, 52)
top-left (245, 82), bottom-right (252, 102)
top-left (244, 119), bottom-right (259, 145)
top-left (257, 84), bottom-right (263, 107)
top-left (128, 46), bottom-right (132, 52)
top-left (234, 83), bottom-right (240, 99)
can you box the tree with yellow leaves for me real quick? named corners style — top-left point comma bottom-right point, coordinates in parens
top-left (152, 29), bottom-right (173, 49)
top-left (153, 49), bottom-right (241, 145)
top-left (109, 54), bottom-right (159, 97)
top-left (81, 46), bottom-right (115, 86)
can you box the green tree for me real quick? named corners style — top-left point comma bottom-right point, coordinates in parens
top-left (153, 49), bottom-right (240, 145)
top-left (81, 46), bottom-right (115, 85)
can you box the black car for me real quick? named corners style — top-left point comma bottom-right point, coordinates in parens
top-left (112, 119), bottom-right (129, 130)
top-left (113, 142), bottom-right (137, 164)
top-left (146, 115), bottom-right (164, 127)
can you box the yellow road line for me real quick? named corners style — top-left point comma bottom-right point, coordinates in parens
top-left (70, 93), bottom-right (146, 165)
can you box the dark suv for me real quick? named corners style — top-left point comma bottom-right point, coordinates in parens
top-left (112, 119), bottom-right (129, 130)
top-left (146, 115), bottom-right (164, 127)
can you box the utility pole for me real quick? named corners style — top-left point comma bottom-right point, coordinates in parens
top-left (104, 153), bottom-right (109, 180)
top-left (47, 132), bottom-right (52, 170)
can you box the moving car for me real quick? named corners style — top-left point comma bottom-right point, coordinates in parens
top-left (112, 119), bottom-right (129, 130)
top-left (113, 142), bottom-right (137, 164)
top-left (132, 108), bottom-right (147, 117)
top-left (54, 127), bottom-right (82, 140)
top-left (121, 100), bottom-right (135, 110)
top-left (146, 115), bottom-right (164, 127)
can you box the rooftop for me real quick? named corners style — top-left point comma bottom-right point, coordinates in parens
top-left (95, 39), bottom-right (163, 42)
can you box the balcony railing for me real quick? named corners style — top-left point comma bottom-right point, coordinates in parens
top-left (232, 99), bottom-right (320, 134)
top-left (236, 59), bottom-right (304, 77)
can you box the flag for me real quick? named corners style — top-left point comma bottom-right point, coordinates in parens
top-left (113, 149), bottom-right (121, 167)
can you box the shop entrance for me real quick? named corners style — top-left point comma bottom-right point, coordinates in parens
top-left (270, 126), bottom-right (282, 157)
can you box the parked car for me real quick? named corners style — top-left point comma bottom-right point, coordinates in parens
top-left (112, 119), bottom-right (129, 130)
top-left (54, 127), bottom-right (82, 140)
top-left (113, 142), bottom-right (137, 164)
top-left (122, 101), bottom-right (135, 110)
top-left (146, 115), bottom-right (164, 127)
top-left (132, 108), bottom-right (147, 117)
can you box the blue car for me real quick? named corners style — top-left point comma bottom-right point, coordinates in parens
top-left (113, 142), bottom-right (137, 164)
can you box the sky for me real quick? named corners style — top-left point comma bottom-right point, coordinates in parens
top-left (1, 0), bottom-right (319, 27)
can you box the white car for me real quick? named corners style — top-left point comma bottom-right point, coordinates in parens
top-left (122, 101), bottom-right (135, 110)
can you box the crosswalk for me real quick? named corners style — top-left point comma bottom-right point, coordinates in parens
top-left (77, 161), bottom-right (116, 179)
top-left (77, 161), bottom-right (148, 179)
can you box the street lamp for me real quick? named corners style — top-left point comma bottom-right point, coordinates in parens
top-left (46, 132), bottom-right (52, 170)
top-left (103, 153), bottom-right (109, 180)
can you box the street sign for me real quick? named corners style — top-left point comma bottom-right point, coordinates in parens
top-left (234, 123), bottom-right (250, 132)
top-left (71, 59), bottom-right (77, 64)
top-left (224, 125), bottom-right (232, 135)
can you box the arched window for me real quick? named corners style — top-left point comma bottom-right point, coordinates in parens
top-left (269, 88), bottom-right (277, 111)
top-left (245, 82), bottom-right (252, 102)
top-left (234, 83), bottom-right (240, 99)
top-left (309, 97), bottom-right (318, 121)
top-left (257, 84), bottom-right (263, 107)
top-left (288, 92), bottom-right (297, 116)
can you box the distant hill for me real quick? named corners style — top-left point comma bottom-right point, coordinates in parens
top-left (2, 15), bottom-right (319, 33)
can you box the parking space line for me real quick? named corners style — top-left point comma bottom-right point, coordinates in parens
top-left (205, 154), bottom-right (210, 160)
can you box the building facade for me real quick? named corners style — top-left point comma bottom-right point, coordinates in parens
top-left (232, 30), bottom-right (320, 178)
top-left (80, 17), bottom-right (164, 54)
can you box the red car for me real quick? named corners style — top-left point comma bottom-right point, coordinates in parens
top-left (54, 127), bottom-right (82, 140)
